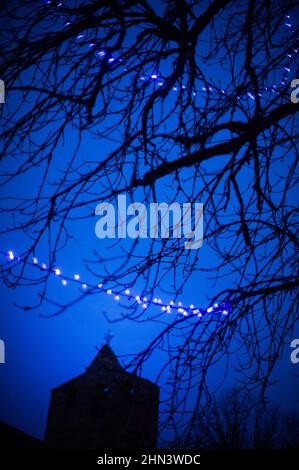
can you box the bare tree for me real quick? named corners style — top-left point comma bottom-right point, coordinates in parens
top-left (0, 0), bottom-right (298, 440)
top-left (187, 387), bottom-right (299, 448)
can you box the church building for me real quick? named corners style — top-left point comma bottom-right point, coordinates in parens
top-left (45, 345), bottom-right (159, 449)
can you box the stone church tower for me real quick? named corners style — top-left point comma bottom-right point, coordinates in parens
top-left (44, 345), bottom-right (159, 449)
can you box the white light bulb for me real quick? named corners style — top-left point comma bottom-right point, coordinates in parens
top-left (54, 268), bottom-right (61, 276)
top-left (33, 257), bottom-right (38, 265)
top-left (8, 251), bottom-right (14, 260)
top-left (107, 289), bottom-right (112, 295)
top-left (62, 279), bottom-right (67, 286)
top-left (74, 274), bottom-right (80, 280)
top-left (82, 284), bottom-right (88, 289)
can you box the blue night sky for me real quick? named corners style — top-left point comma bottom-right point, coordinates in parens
top-left (0, 0), bottom-right (299, 444)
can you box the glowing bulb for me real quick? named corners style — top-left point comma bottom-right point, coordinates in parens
top-left (97, 283), bottom-right (103, 288)
top-left (74, 274), bottom-right (80, 280)
top-left (82, 284), bottom-right (88, 289)
top-left (33, 257), bottom-right (38, 264)
top-left (8, 251), bottom-right (14, 260)
top-left (207, 307), bottom-right (213, 313)
top-left (107, 289), bottom-right (112, 295)
top-left (223, 310), bottom-right (229, 315)
top-left (114, 295), bottom-right (120, 300)
top-left (41, 263), bottom-right (47, 269)
top-left (62, 279), bottom-right (67, 286)
top-left (54, 268), bottom-right (61, 276)
top-left (125, 289), bottom-right (130, 295)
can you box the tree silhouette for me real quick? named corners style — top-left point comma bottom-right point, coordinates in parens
top-left (0, 0), bottom-right (298, 438)
top-left (187, 387), bottom-right (299, 448)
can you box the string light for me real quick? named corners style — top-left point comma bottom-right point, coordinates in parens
top-left (6, 6), bottom-right (293, 319)
top-left (41, 3), bottom-right (296, 101)
top-left (1, 249), bottom-right (231, 319)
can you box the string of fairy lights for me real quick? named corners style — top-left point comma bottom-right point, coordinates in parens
top-left (2, 6), bottom-right (295, 318)
top-left (2, 250), bottom-right (230, 318)
top-left (42, 1), bottom-right (297, 100)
